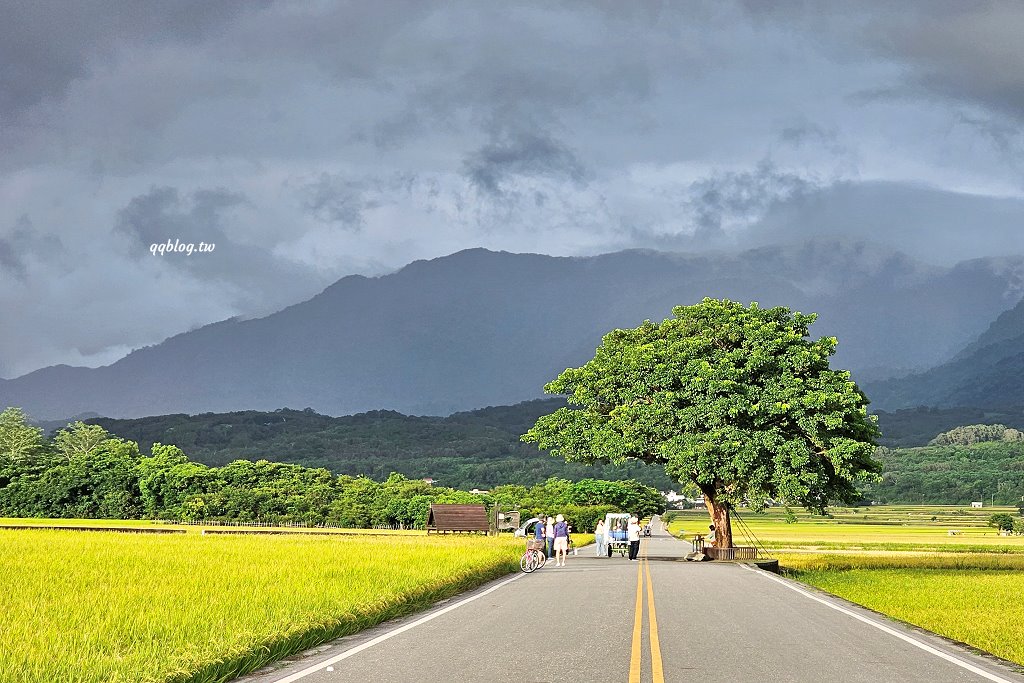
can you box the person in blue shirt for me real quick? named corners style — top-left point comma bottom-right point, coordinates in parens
top-left (553, 514), bottom-right (571, 566)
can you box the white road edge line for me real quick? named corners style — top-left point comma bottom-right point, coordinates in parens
top-left (738, 563), bottom-right (1017, 683)
top-left (270, 572), bottom-right (525, 683)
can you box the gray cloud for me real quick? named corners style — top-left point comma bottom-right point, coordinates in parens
top-left (464, 130), bottom-right (587, 198)
top-left (876, 2), bottom-right (1024, 120)
top-left (0, 215), bottom-right (64, 281)
top-left (0, 0), bottom-right (263, 120)
top-left (111, 186), bottom-right (323, 317)
top-left (300, 175), bottom-right (369, 230)
top-left (1, 1), bottom-right (1023, 377)
top-left (0, 238), bottom-right (23, 279)
top-left (115, 186), bottom-right (245, 248)
top-left (686, 161), bottom-right (812, 243)
top-left (750, 181), bottom-right (1024, 265)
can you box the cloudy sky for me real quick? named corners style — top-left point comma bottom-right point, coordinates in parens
top-left (2, 0), bottom-right (1023, 378)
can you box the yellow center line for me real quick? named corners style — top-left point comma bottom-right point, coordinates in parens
top-left (629, 552), bottom-right (644, 683)
top-left (629, 542), bottom-right (666, 683)
top-left (644, 554), bottom-right (665, 683)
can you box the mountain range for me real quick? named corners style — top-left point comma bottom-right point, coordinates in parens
top-left (2, 240), bottom-right (1022, 420)
top-left (865, 297), bottom-right (1024, 410)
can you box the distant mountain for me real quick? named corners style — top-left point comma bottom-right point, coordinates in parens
top-left (866, 298), bottom-right (1024, 410)
top-left (952, 296), bottom-right (1024, 362)
top-left (2, 242), bottom-right (1021, 419)
top-left (86, 399), bottom-right (678, 490)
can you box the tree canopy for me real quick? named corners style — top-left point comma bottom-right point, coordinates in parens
top-left (522, 298), bottom-right (881, 547)
top-left (0, 407), bottom-right (45, 487)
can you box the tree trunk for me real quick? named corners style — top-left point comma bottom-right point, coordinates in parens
top-left (703, 495), bottom-right (733, 549)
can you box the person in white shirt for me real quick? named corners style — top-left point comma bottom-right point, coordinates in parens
top-left (594, 519), bottom-right (606, 557)
top-left (627, 516), bottom-right (641, 560)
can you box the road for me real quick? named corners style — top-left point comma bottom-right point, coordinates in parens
top-left (242, 518), bottom-right (1024, 683)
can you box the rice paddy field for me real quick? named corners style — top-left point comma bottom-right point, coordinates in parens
top-left (0, 528), bottom-right (520, 683)
top-left (668, 505), bottom-right (1024, 666)
top-left (780, 554), bottom-right (1024, 666)
top-left (669, 504), bottom-right (1024, 552)
top-left (0, 518), bottom-right (426, 535)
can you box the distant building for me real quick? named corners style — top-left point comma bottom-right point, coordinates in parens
top-left (662, 490), bottom-right (704, 509)
top-left (469, 488), bottom-right (489, 495)
top-left (663, 490), bottom-right (686, 505)
top-left (422, 477), bottom-right (436, 486)
top-left (971, 501), bottom-right (983, 508)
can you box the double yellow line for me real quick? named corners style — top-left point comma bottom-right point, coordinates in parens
top-left (628, 546), bottom-right (664, 683)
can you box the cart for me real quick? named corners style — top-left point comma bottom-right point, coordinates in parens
top-left (604, 512), bottom-right (631, 557)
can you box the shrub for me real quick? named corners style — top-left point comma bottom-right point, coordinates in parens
top-left (989, 513), bottom-right (1015, 531)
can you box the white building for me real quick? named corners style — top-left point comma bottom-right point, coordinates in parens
top-left (663, 490), bottom-right (686, 504)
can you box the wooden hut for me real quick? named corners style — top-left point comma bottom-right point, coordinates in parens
top-left (426, 504), bottom-right (489, 534)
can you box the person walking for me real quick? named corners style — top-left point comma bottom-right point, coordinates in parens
top-left (594, 518), bottom-right (606, 556)
top-left (553, 514), bottom-right (570, 566)
top-left (545, 516), bottom-right (556, 559)
top-left (627, 516), bottom-right (641, 560)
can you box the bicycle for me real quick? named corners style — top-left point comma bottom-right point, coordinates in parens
top-left (520, 538), bottom-right (548, 573)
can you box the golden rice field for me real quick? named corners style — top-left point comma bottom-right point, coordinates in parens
top-left (0, 529), bottom-right (519, 683)
top-left (667, 505), bottom-right (1024, 553)
top-left (0, 518), bottom-right (426, 535)
top-left (782, 554), bottom-right (1024, 666)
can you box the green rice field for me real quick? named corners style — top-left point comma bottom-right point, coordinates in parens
top-left (0, 529), bottom-right (519, 683)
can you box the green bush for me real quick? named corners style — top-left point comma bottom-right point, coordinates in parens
top-left (559, 504), bottom-right (618, 534)
top-left (989, 513), bottom-right (1015, 531)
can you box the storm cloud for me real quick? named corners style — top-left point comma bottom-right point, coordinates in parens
top-left (1, 1), bottom-right (1022, 378)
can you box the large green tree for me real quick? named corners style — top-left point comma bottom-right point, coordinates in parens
top-left (53, 421), bottom-right (111, 462)
top-left (0, 407), bottom-right (45, 487)
top-left (522, 299), bottom-right (881, 548)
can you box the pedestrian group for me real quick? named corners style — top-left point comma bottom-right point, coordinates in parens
top-left (532, 512), bottom-right (651, 567)
top-left (533, 513), bottom-right (574, 566)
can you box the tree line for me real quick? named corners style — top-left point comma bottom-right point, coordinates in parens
top-left (866, 439), bottom-right (1024, 505)
top-left (87, 402), bottom-right (677, 490)
top-left (0, 407), bottom-right (664, 530)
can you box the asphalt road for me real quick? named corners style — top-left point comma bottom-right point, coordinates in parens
top-left (242, 518), bottom-right (1024, 683)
